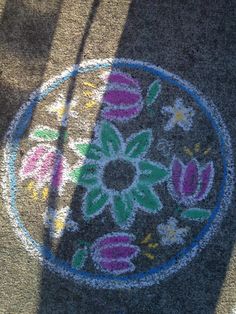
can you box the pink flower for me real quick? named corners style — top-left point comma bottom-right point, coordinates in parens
top-left (100, 71), bottom-right (143, 121)
top-left (168, 157), bottom-right (214, 206)
top-left (20, 145), bottom-right (68, 191)
top-left (91, 232), bottom-right (140, 275)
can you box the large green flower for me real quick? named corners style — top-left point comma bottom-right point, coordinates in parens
top-left (69, 122), bottom-right (169, 229)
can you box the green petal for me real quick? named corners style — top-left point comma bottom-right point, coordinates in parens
top-left (145, 79), bottom-right (161, 107)
top-left (139, 161), bottom-right (169, 185)
top-left (125, 130), bottom-right (152, 159)
top-left (72, 248), bottom-right (88, 269)
top-left (73, 143), bottom-right (102, 160)
top-left (69, 164), bottom-right (98, 186)
top-left (132, 184), bottom-right (162, 213)
top-left (113, 193), bottom-right (134, 228)
top-left (31, 127), bottom-right (67, 141)
top-left (181, 208), bottom-right (211, 221)
top-left (83, 187), bottom-right (109, 218)
top-left (100, 122), bottom-right (122, 157)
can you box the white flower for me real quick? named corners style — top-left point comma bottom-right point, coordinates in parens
top-left (43, 206), bottom-right (79, 238)
top-left (157, 217), bottom-right (188, 246)
top-left (161, 98), bottom-right (195, 131)
top-left (47, 93), bottom-right (78, 126)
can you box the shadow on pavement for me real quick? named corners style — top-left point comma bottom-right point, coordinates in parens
top-left (3, 0), bottom-right (235, 313)
top-left (0, 0), bottom-right (63, 142)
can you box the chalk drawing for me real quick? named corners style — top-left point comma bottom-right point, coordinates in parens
top-left (140, 233), bottom-right (159, 260)
top-left (46, 93), bottom-right (78, 124)
top-left (95, 70), bottom-right (161, 121)
top-left (43, 206), bottom-right (79, 239)
top-left (156, 139), bottom-right (173, 157)
top-left (29, 125), bottom-right (65, 142)
top-left (69, 121), bottom-right (169, 229)
top-left (72, 247), bottom-right (88, 270)
top-left (145, 79), bottom-right (161, 107)
top-left (161, 98), bottom-right (195, 131)
top-left (183, 143), bottom-right (212, 157)
top-left (91, 232), bottom-right (140, 275)
top-left (71, 232), bottom-right (140, 274)
top-left (19, 144), bottom-right (69, 194)
top-left (2, 59), bottom-right (234, 289)
top-left (168, 157), bottom-right (214, 206)
top-left (180, 208), bottom-right (211, 221)
top-left (157, 217), bottom-right (189, 246)
top-left (99, 70), bottom-right (144, 121)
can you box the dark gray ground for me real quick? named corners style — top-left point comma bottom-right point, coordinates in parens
top-left (0, 1), bottom-right (235, 313)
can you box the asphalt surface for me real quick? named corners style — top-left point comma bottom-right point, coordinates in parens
top-left (0, 1), bottom-right (235, 313)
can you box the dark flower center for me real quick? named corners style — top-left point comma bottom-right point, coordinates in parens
top-left (103, 159), bottom-right (136, 191)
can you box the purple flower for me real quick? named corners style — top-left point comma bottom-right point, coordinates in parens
top-left (91, 232), bottom-right (140, 275)
top-left (20, 145), bottom-right (68, 191)
top-left (100, 71), bottom-right (143, 121)
top-left (168, 157), bottom-right (214, 206)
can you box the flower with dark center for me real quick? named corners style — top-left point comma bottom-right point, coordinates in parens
top-left (70, 121), bottom-right (169, 229)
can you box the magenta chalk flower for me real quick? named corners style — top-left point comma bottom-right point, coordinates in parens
top-left (91, 232), bottom-right (140, 275)
top-left (99, 71), bottom-right (143, 121)
top-left (168, 157), bottom-right (214, 206)
top-left (20, 144), bottom-right (69, 192)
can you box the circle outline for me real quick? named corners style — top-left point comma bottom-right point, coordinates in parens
top-left (3, 58), bottom-right (234, 289)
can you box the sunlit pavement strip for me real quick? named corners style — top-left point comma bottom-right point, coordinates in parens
top-left (0, 0), bottom-right (6, 18)
top-left (2, 58), bottom-right (234, 289)
top-left (41, 0), bottom-right (131, 79)
top-left (216, 245), bottom-right (236, 314)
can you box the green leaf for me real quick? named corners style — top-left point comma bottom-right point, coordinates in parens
top-left (181, 208), bottom-right (211, 221)
top-left (100, 122), bottom-right (122, 157)
top-left (75, 143), bottom-right (89, 155)
top-left (72, 248), bottom-right (88, 269)
top-left (139, 161), bottom-right (169, 185)
top-left (145, 80), bottom-right (161, 107)
top-left (113, 193), bottom-right (133, 228)
top-left (73, 143), bottom-right (102, 160)
top-left (84, 187), bottom-right (109, 218)
top-left (147, 107), bottom-right (155, 118)
top-left (125, 130), bottom-right (152, 159)
top-left (32, 127), bottom-right (66, 141)
top-left (69, 164), bottom-right (98, 186)
top-left (76, 240), bottom-right (92, 248)
top-left (132, 184), bottom-right (162, 213)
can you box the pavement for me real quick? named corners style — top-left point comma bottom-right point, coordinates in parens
top-left (0, 1), bottom-right (235, 313)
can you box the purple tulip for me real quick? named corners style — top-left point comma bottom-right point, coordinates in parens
top-left (101, 71), bottom-right (143, 121)
top-left (168, 157), bottom-right (214, 206)
top-left (91, 232), bottom-right (140, 275)
top-left (20, 145), bottom-right (68, 191)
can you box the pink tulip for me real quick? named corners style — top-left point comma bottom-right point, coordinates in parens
top-left (91, 232), bottom-right (140, 275)
top-left (169, 157), bottom-right (214, 206)
top-left (101, 71), bottom-right (143, 121)
top-left (20, 145), bottom-right (68, 191)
